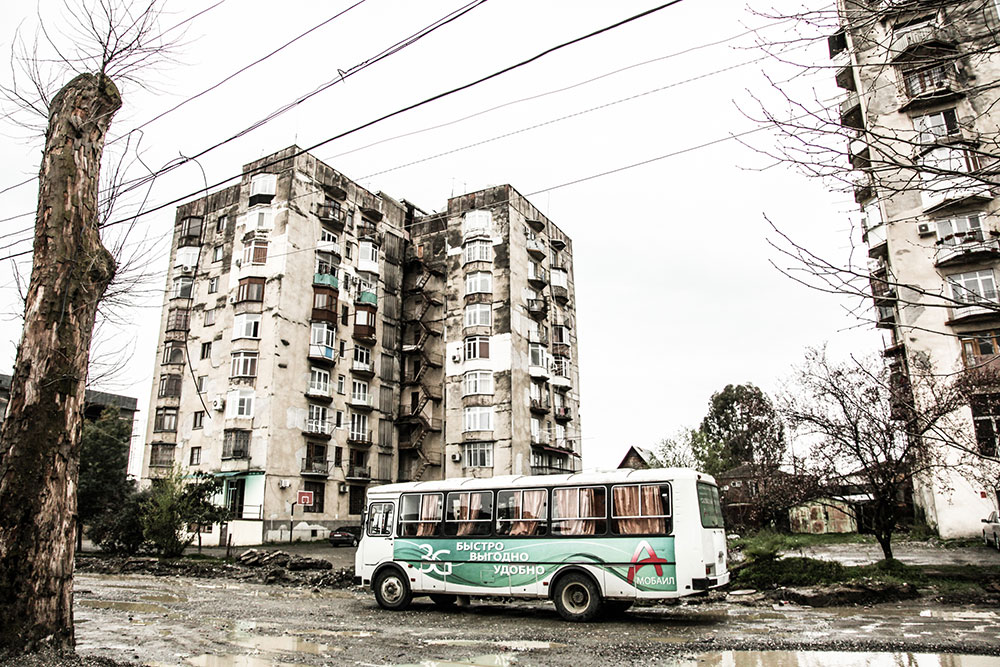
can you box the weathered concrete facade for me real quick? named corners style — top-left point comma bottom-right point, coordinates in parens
top-left (833, 0), bottom-right (1000, 536)
top-left (141, 150), bottom-right (580, 544)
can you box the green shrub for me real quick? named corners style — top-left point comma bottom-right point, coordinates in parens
top-left (734, 556), bottom-right (845, 589)
top-left (89, 488), bottom-right (150, 554)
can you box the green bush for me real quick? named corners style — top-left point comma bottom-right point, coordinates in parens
top-left (89, 488), bottom-right (150, 554)
top-left (734, 556), bottom-right (845, 589)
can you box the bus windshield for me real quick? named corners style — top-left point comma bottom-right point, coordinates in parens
top-left (697, 482), bottom-right (724, 529)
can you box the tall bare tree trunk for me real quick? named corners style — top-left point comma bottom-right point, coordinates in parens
top-left (0, 71), bottom-right (120, 653)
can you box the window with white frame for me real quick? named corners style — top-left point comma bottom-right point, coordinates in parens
top-left (531, 417), bottom-right (543, 441)
top-left (463, 210), bottom-right (491, 237)
top-left (463, 406), bottom-right (493, 432)
top-left (464, 336), bottom-right (489, 360)
top-left (243, 239), bottom-right (268, 265)
top-left (350, 412), bottom-right (368, 440)
top-left (226, 390), bottom-right (254, 418)
top-left (309, 368), bottom-right (330, 395)
top-left (308, 404), bottom-right (329, 430)
top-left (216, 215), bottom-right (227, 234)
top-left (212, 245), bottom-right (223, 262)
top-left (231, 351), bottom-right (258, 377)
top-left (172, 277), bottom-right (193, 299)
top-left (465, 271), bottom-right (492, 294)
top-left (233, 313), bottom-right (261, 340)
top-left (337, 375), bottom-right (346, 394)
top-left (249, 173), bottom-right (277, 197)
top-left (919, 145), bottom-right (981, 175)
top-left (464, 303), bottom-right (492, 327)
top-left (354, 308), bottom-right (376, 327)
top-left (935, 212), bottom-right (983, 245)
top-left (246, 207), bottom-right (274, 230)
top-left (208, 277), bottom-right (219, 294)
top-left (354, 345), bottom-right (371, 367)
top-left (360, 241), bottom-right (379, 263)
top-left (914, 108), bottom-right (960, 145)
top-left (463, 442), bottom-right (493, 468)
top-left (463, 239), bottom-right (492, 263)
top-left (352, 380), bottom-right (369, 404)
top-left (204, 309), bottom-right (216, 326)
top-left (311, 321), bottom-right (335, 348)
top-left (162, 341), bottom-right (185, 365)
top-left (551, 268), bottom-right (568, 288)
top-left (553, 325), bottom-right (569, 344)
top-left (552, 355), bottom-right (571, 377)
top-left (528, 343), bottom-right (547, 368)
top-left (949, 269), bottom-right (998, 304)
top-left (316, 251), bottom-right (337, 275)
top-left (197, 375), bottom-right (207, 392)
top-left (462, 370), bottom-right (494, 396)
top-left (320, 227), bottom-right (337, 244)
top-left (555, 423), bottom-right (567, 447)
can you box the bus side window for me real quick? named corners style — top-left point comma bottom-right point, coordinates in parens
top-left (443, 491), bottom-right (493, 536)
top-left (496, 489), bottom-right (547, 537)
top-left (367, 502), bottom-right (393, 537)
top-left (552, 486), bottom-right (607, 536)
top-left (611, 484), bottom-right (672, 535)
top-left (399, 493), bottom-right (443, 537)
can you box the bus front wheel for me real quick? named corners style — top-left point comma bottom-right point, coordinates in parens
top-left (553, 573), bottom-right (602, 622)
top-left (374, 569), bottom-right (412, 611)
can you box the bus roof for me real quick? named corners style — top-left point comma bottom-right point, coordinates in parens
top-left (365, 467), bottom-right (715, 497)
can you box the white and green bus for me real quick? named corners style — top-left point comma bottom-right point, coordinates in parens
top-left (354, 468), bottom-right (728, 621)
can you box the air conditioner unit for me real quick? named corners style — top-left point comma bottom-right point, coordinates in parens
top-left (278, 479), bottom-right (291, 489)
top-left (451, 354), bottom-right (462, 363)
top-left (235, 259), bottom-right (241, 267)
top-left (212, 395), bottom-right (225, 411)
top-left (338, 483), bottom-right (348, 493)
top-left (450, 452), bottom-right (462, 463)
top-left (917, 222), bottom-right (934, 237)
top-left (228, 294), bottom-right (237, 304)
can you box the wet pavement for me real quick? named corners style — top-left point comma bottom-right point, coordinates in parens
top-left (73, 571), bottom-right (1000, 666)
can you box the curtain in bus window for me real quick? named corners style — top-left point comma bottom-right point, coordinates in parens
top-left (640, 485), bottom-right (666, 534)
top-left (456, 492), bottom-right (484, 536)
top-left (510, 490), bottom-right (547, 536)
top-left (553, 488), bottom-right (602, 535)
top-left (613, 485), bottom-right (643, 534)
top-left (416, 494), bottom-right (440, 536)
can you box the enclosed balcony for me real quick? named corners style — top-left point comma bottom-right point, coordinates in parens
top-left (839, 90), bottom-right (862, 130)
top-left (300, 458), bottom-right (329, 476)
top-left (526, 237), bottom-right (547, 259)
top-left (347, 430), bottom-right (374, 447)
top-left (898, 62), bottom-right (962, 111)
top-left (876, 303), bottom-right (896, 329)
top-left (346, 465), bottom-right (371, 480)
top-left (317, 203), bottom-right (347, 229)
top-left (350, 359), bottom-right (375, 378)
top-left (356, 290), bottom-right (378, 306)
top-left (527, 265), bottom-right (547, 288)
top-left (308, 343), bottom-right (337, 365)
top-left (527, 298), bottom-right (548, 319)
top-left (934, 235), bottom-right (1000, 268)
top-left (304, 418), bottom-right (333, 438)
top-left (313, 272), bottom-right (339, 289)
top-left (528, 329), bottom-right (548, 345)
top-left (948, 297), bottom-right (1000, 325)
top-left (348, 393), bottom-right (375, 411)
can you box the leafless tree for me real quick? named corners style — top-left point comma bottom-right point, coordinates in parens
top-left (0, 0), bottom-right (172, 654)
top-left (780, 346), bottom-right (994, 561)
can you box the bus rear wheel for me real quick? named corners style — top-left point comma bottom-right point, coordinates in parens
top-left (373, 569), bottom-right (412, 611)
top-left (553, 573), bottom-right (602, 622)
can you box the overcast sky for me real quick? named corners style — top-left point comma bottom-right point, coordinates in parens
top-left (0, 0), bottom-right (879, 470)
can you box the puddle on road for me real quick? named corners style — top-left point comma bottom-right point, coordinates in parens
top-left (230, 632), bottom-right (335, 655)
top-left (184, 656), bottom-right (300, 667)
top-left (425, 639), bottom-right (565, 650)
top-left (300, 628), bottom-right (374, 637)
top-left (397, 656), bottom-right (518, 667)
top-left (77, 599), bottom-right (168, 614)
top-left (140, 593), bottom-right (185, 603)
top-left (919, 609), bottom-right (999, 621)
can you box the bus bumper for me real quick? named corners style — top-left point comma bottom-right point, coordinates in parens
top-left (692, 571), bottom-right (730, 591)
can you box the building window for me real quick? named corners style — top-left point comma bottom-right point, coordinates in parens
top-left (197, 375), bottom-right (207, 392)
top-left (465, 271), bottom-right (492, 294)
top-left (243, 239), bottom-right (268, 266)
top-left (961, 330), bottom-right (1000, 367)
top-left (204, 309), bottom-right (216, 326)
top-left (223, 429), bottom-right (251, 459)
top-left (551, 268), bottom-right (568, 289)
top-left (462, 370), bottom-right (494, 396)
top-left (166, 308), bottom-right (191, 332)
top-left (172, 277), bottom-right (193, 299)
top-left (463, 239), bottom-right (492, 264)
top-left (463, 210), bottom-right (491, 237)
top-left (149, 443), bottom-right (175, 467)
top-left (464, 441), bottom-right (493, 467)
top-left (352, 380), bottom-right (369, 404)
top-left (190, 446), bottom-right (202, 465)
top-left (313, 287), bottom-right (337, 316)
top-left (303, 481), bottom-right (325, 513)
top-left (901, 62), bottom-right (955, 99)
top-left (335, 411), bottom-right (344, 429)
top-left (233, 313), bottom-right (261, 339)
top-left (162, 341), bottom-right (185, 365)
top-left (309, 368), bottom-right (330, 395)
top-left (237, 277), bottom-right (265, 302)
top-left (193, 411), bottom-right (205, 429)
top-left (212, 246), bottom-right (223, 262)
top-left (308, 404), bottom-right (329, 432)
top-left (320, 227), bottom-right (337, 244)
top-left (215, 215), bottom-right (227, 234)
top-left (553, 325), bottom-right (569, 344)
top-left (464, 303), bottom-right (492, 327)
top-left (249, 173), bottom-right (277, 200)
top-left (208, 277), bottom-right (219, 294)
top-left (354, 308), bottom-right (376, 328)
top-left (463, 406), bottom-right (493, 432)
top-left (226, 391), bottom-right (254, 418)
top-left (177, 216), bottom-right (203, 243)
top-left (464, 336), bottom-right (490, 360)
top-left (529, 343), bottom-right (547, 368)
top-left (316, 250), bottom-right (337, 275)
top-left (935, 213), bottom-right (983, 245)
top-left (337, 375), bottom-right (346, 394)
top-left (158, 374), bottom-right (182, 398)
top-left (915, 108), bottom-right (959, 145)
top-left (360, 241), bottom-right (379, 263)
top-left (154, 407), bottom-right (178, 432)
top-left (350, 412), bottom-right (369, 441)
top-left (311, 322), bottom-right (335, 349)
top-left (231, 351), bottom-right (258, 378)
top-left (948, 269), bottom-right (997, 304)
top-left (552, 355), bottom-right (571, 377)
top-left (920, 145), bottom-right (982, 176)
top-left (354, 345), bottom-right (372, 366)
top-left (971, 393), bottom-right (1000, 457)
top-left (345, 242), bottom-right (353, 260)
top-left (197, 341), bottom-right (210, 360)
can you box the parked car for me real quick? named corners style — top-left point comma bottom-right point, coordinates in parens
top-left (329, 526), bottom-right (361, 547)
top-left (984, 511), bottom-right (1000, 550)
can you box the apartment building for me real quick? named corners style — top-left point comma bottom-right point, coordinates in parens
top-left (831, 0), bottom-right (999, 536)
top-left (141, 148), bottom-right (581, 544)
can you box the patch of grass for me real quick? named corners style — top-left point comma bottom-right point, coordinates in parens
top-left (731, 529), bottom-right (874, 555)
top-left (733, 556), bottom-right (846, 589)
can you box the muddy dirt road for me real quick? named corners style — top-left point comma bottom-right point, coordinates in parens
top-left (73, 571), bottom-right (1000, 666)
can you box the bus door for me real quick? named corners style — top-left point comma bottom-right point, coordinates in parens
top-left (363, 501), bottom-right (395, 568)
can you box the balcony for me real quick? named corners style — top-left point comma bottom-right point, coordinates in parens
top-left (346, 465), bottom-right (371, 480)
top-left (308, 344), bottom-right (337, 365)
top-left (221, 446), bottom-right (248, 460)
top-left (921, 174), bottom-right (991, 213)
top-left (317, 239), bottom-right (342, 256)
top-left (528, 362), bottom-right (550, 380)
top-left (550, 236), bottom-right (566, 251)
top-left (348, 393), bottom-right (375, 411)
top-left (899, 64), bottom-right (962, 111)
top-left (935, 235), bottom-right (1000, 268)
top-left (554, 406), bottom-right (573, 421)
top-left (356, 290), bottom-right (378, 306)
top-left (551, 285), bottom-right (569, 303)
top-left (304, 418), bottom-right (333, 438)
top-left (527, 266), bottom-right (547, 287)
top-left (526, 237), bottom-right (547, 259)
top-left (317, 204), bottom-right (347, 229)
top-left (527, 298), bottom-right (548, 319)
top-left (551, 363), bottom-right (572, 388)
top-left (839, 90), bottom-right (862, 130)
top-left (876, 303), bottom-right (896, 329)
top-left (352, 323), bottom-right (376, 344)
top-left (357, 223), bottom-right (381, 243)
top-left (301, 458), bottom-right (329, 476)
top-left (305, 383), bottom-right (332, 401)
top-left (947, 297), bottom-right (1000, 325)
top-left (890, 25), bottom-right (955, 64)
top-left (530, 432), bottom-right (550, 446)
top-left (526, 218), bottom-right (546, 233)
top-left (529, 396), bottom-right (550, 415)
top-left (853, 172), bottom-right (875, 204)
top-left (351, 359), bottom-right (375, 378)
top-left (313, 272), bottom-right (339, 289)
top-left (347, 430), bottom-right (374, 447)
top-left (528, 329), bottom-right (548, 345)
